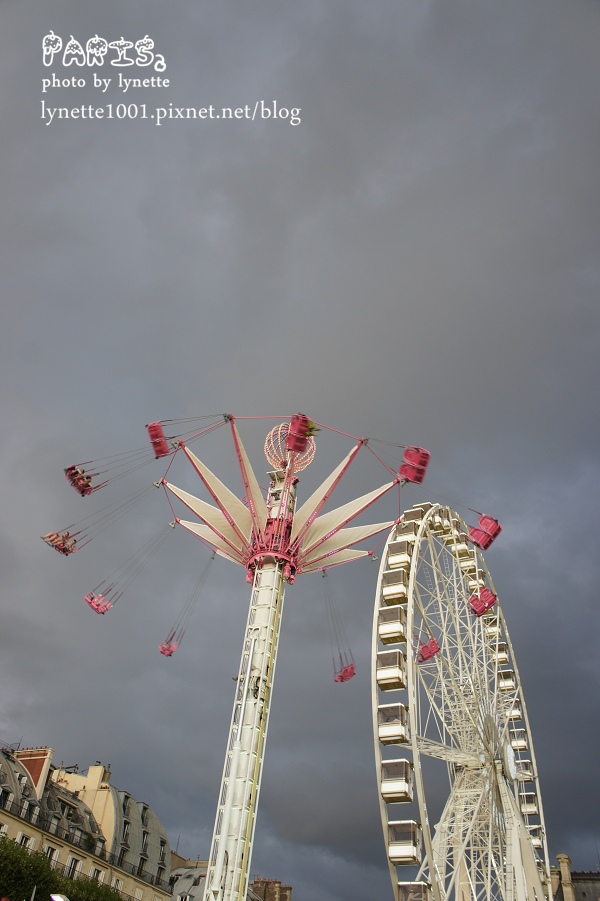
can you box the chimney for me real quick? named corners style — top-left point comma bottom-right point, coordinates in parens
top-left (556, 854), bottom-right (576, 901)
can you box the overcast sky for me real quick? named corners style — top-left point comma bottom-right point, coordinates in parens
top-left (1, 0), bottom-right (599, 898)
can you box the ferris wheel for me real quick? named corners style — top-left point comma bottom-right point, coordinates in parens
top-left (372, 502), bottom-right (551, 901)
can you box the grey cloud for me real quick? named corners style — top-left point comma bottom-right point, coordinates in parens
top-left (1, 0), bottom-right (599, 898)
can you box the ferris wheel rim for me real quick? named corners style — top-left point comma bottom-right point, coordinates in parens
top-left (372, 502), bottom-right (551, 901)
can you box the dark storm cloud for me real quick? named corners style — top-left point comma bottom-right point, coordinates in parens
top-left (1, 0), bottom-right (599, 898)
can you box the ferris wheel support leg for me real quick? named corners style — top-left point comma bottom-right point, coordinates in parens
top-left (203, 561), bottom-right (286, 901)
top-left (495, 762), bottom-right (546, 901)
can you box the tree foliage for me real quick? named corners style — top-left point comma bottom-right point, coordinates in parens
top-left (0, 837), bottom-right (123, 901)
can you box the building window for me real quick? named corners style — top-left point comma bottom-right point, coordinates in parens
top-left (49, 815), bottom-right (60, 834)
top-left (0, 788), bottom-right (13, 810)
top-left (156, 866), bottom-right (165, 886)
top-left (66, 856), bottom-right (82, 879)
top-left (117, 847), bottom-right (127, 868)
top-left (17, 832), bottom-right (34, 850)
top-left (59, 800), bottom-right (77, 820)
top-left (23, 802), bottom-right (39, 823)
top-left (137, 858), bottom-right (146, 877)
top-left (44, 845), bottom-right (59, 867)
top-left (141, 804), bottom-right (149, 825)
top-left (122, 794), bottom-right (130, 815)
top-left (112, 877), bottom-right (123, 890)
top-left (123, 820), bottom-right (130, 843)
top-left (159, 839), bottom-right (166, 861)
top-left (141, 830), bottom-right (149, 854)
top-left (134, 890), bottom-right (144, 901)
top-left (90, 867), bottom-right (104, 883)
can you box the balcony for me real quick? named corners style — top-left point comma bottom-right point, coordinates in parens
top-left (0, 792), bottom-right (172, 892)
top-left (24, 853), bottom-right (171, 901)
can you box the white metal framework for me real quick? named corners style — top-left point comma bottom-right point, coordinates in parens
top-left (372, 502), bottom-right (551, 901)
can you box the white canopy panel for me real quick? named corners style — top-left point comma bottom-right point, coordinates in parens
top-left (182, 445), bottom-right (253, 542)
top-left (300, 481), bottom-right (396, 556)
top-left (230, 420), bottom-right (268, 534)
top-left (300, 520), bottom-right (395, 567)
top-left (177, 519), bottom-right (246, 565)
top-left (290, 443), bottom-right (362, 545)
top-left (165, 481), bottom-right (248, 555)
top-left (300, 547), bottom-right (370, 572)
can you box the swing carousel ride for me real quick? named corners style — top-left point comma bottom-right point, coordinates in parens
top-left (42, 413), bottom-right (551, 901)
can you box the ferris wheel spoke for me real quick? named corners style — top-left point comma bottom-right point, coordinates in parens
top-left (414, 626), bottom-right (486, 753)
top-left (413, 561), bottom-right (492, 748)
top-left (416, 738), bottom-right (480, 766)
top-left (415, 667), bottom-right (464, 749)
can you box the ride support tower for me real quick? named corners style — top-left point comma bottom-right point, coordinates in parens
top-left (205, 472), bottom-right (294, 901)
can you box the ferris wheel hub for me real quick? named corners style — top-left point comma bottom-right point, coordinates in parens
top-left (503, 741), bottom-right (518, 782)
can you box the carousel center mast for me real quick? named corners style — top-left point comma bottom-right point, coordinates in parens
top-left (204, 467), bottom-right (297, 901)
top-left (162, 414), bottom-right (402, 901)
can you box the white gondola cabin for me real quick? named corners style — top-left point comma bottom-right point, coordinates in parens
top-left (381, 759), bottom-right (414, 802)
top-left (398, 883), bottom-right (431, 901)
top-left (460, 553), bottom-right (478, 574)
top-left (468, 569), bottom-right (486, 594)
top-left (443, 519), bottom-right (468, 551)
top-left (516, 760), bottom-right (534, 781)
top-left (505, 698), bottom-right (522, 721)
top-left (490, 642), bottom-right (509, 665)
top-left (498, 670), bottom-right (516, 691)
top-left (395, 520), bottom-right (419, 541)
top-left (402, 503), bottom-right (433, 523)
top-left (377, 650), bottom-right (407, 690)
top-left (440, 510), bottom-right (453, 531)
top-left (430, 509), bottom-right (444, 532)
top-left (388, 539), bottom-right (413, 570)
top-left (378, 605), bottom-right (407, 644)
top-left (388, 821), bottom-right (422, 865)
top-left (520, 792), bottom-right (539, 816)
top-left (449, 539), bottom-right (471, 558)
top-left (378, 704), bottom-right (409, 744)
top-left (527, 826), bottom-right (543, 850)
top-left (441, 514), bottom-right (460, 537)
top-left (510, 728), bottom-right (528, 751)
top-left (484, 617), bottom-right (500, 640)
top-left (381, 569), bottom-right (409, 605)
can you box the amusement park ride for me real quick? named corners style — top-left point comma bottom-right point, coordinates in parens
top-left (43, 413), bottom-right (552, 901)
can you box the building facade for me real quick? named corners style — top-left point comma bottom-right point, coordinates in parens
top-left (0, 744), bottom-right (171, 900)
top-left (168, 861), bottom-right (292, 901)
top-left (53, 760), bottom-right (171, 893)
top-left (551, 854), bottom-right (600, 901)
